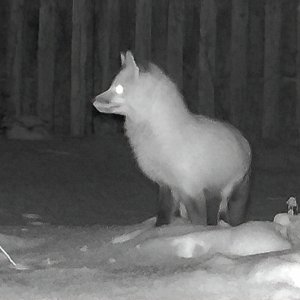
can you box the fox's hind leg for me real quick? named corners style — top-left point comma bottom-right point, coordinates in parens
top-left (227, 172), bottom-right (250, 226)
top-left (155, 185), bottom-right (180, 226)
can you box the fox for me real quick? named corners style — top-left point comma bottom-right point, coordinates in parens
top-left (92, 51), bottom-right (252, 227)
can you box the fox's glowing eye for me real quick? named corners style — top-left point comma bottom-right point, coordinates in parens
top-left (115, 84), bottom-right (124, 95)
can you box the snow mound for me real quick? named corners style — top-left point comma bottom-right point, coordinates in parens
top-left (139, 221), bottom-right (291, 258)
top-left (113, 213), bottom-right (300, 261)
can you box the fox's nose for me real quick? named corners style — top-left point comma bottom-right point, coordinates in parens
top-left (90, 97), bottom-right (96, 104)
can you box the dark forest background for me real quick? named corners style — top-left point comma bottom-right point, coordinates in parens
top-left (0, 0), bottom-right (299, 146)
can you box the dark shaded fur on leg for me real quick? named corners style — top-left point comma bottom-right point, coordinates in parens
top-left (227, 171), bottom-right (250, 226)
top-left (181, 193), bottom-right (207, 225)
top-left (204, 189), bottom-right (222, 225)
top-left (180, 189), bottom-right (221, 225)
top-left (156, 187), bottom-right (221, 226)
top-left (156, 185), bottom-right (180, 226)
top-left (155, 173), bottom-right (249, 226)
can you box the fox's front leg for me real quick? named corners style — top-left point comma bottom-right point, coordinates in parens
top-left (180, 191), bottom-right (207, 225)
top-left (156, 185), bottom-right (180, 226)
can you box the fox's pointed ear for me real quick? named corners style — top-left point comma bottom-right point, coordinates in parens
top-left (122, 51), bottom-right (139, 77)
top-left (125, 51), bottom-right (137, 68)
top-left (120, 52), bottom-right (126, 66)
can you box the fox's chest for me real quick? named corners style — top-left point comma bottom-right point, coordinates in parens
top-left (125, 121), bottom-right (175, 183)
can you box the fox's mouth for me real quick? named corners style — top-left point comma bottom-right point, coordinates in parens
top-left (92, 93), bottom-right (123, 114)
top-left (93, 100), bottom-right (120, 114)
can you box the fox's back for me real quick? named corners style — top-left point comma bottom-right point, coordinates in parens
top-left (126, 112), bottom-right (250, 197)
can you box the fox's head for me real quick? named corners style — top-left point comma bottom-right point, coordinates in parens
top-left (92, 51), bottom-right (144, 117)
top-left (93, 51), bottom-right (184, 122)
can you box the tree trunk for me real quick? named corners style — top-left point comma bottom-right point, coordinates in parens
top-left (297, 0), bottom-right (300, 138)
top-left (135, 0), bottom-right (152, 64)
top-left (38, 0), bottom-right (57, 129)
top-left (71, 0), bottom-right (94, 136)
top-left (152, 0), bottom-right (168, 70)
top-left (53, 1), bottom-right (72, 135)
top-left (167, 0), bottom-right (184, 90)
top-left (229, 0), bottom-right (248, 129)
top-left (6, 0), bottom-right (24, 118)
top-left (247, 0), bottom-right (264, 140)
top-left (94, 0), bottom-right (120, 93)
top-left (262, 0), bottom-right (282, 140)
top-left (198, 0), bottom-right (217, 117)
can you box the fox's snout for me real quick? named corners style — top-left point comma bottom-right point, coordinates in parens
top-left (92, 94), bottom-right (111, 105)
top-left (92, 89), bottom-right (126, 115)
top-left (92, 93), bottom-right (112, 114)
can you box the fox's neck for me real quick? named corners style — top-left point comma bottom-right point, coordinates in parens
top-left (124, 69), bottom-right (192, 148)
top-left (124, 96), bottom-right (191, 149)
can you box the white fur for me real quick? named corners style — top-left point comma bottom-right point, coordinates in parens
top-left (124, 66), bottom-right (251, 199)
top-left (93, 52), bottom-right (251, 220)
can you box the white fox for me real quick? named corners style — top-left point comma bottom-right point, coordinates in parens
top-left (92, 51), bottom-right (251, 226)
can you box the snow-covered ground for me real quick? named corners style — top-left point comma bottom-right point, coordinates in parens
top-left (1, 216), bottom-right (300, 300)
top-left (0, 135), bottom-right (299, 299)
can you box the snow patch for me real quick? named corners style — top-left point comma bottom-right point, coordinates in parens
top-left (120, 219), bottom-right (292, 261)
